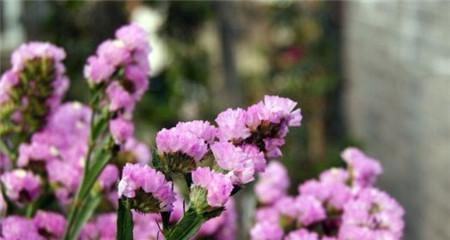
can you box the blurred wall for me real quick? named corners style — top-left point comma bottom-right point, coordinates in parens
top-left (344, 1), bottom-right (450, 240)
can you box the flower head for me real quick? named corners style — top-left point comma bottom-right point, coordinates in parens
top-left (211, 142), bottom-right (256, 185)
top-left (255, 161), bottom-right (289, 205)
top-left (175, 120), bottom-right (217, 144)
top-left (250, 221), bottom-right (283, 240)
top-left (1, 169), bottom-right (41, 205)
top-left (215, 108), bottom-right (250, 142)
top-left (0, 216), bottom-right (43, 239)
top-left (191, 167), bottom-right (233, 208)
top-left (339, 188), bottom-right (404, 240)
top-left (341, 147), bottom-right (382, 188)
top-left (285, 229), bottom-right (318, 240)
top-left (33, 210), bottom-right (66, 239)
top-left (118, 163), bottom-right (175, 212)
top-left (109, 117), bottom-right (134, 144)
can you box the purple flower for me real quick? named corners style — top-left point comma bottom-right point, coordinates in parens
top-left (284, 229), bottom-right (318, 240)
top-left (261, 95), bottom-right (302, 126)
top-left (250, 221), bottom-right (283, 240)
top-left (109, 117), bottom-right (134, 144)
top-left (115, 23), bottom-right (150, 51)
top-left (341, 147), bottom-right (382, 189)
top-left (123, 138), bottom-right (151, 164)
top-left (97, 40), bottom-right (131, 67)
top-left (255, 161), bottom-right (289, 205)
top-left (339, 188), bottom-right (404, 240)
top-left (295, 195), bottom-right (326, 226)
top-left (98, 164), bottom-right (119, 190)
top-left (106, 81), bottom-right (135, 112)
top-left (133, 211), bottom-right (162, 240)
top-left (95, 213), bottom-right (117, 239)
top-left (175, 120), bottom-right (218, 143)
top-left (215, 108), bottom-right (251, 142)
top-left (191, 167), bottom-right (233, 207)
top-left (197, 199), bottom-right (237, 240)
top-left (33, 210), bottom-right (66, 239)
top-left (0, 216), bottom-right (43, 240)
top-left (298, 178), bottom-right (352, 210)
top-left (46, 160), bottom-right (82, 205)
top-left (156, 127), bottom-right (208, 162)
top-left (1, 169), bottom-right (41, 204)
top-left (210, 142), bottom-right (256, 185)
top-left (118, 163), bottom-right (175, 212)
top-left (0, 153), bottom-right (11, 174)
top-left (11, 42), bottom-right (65, 71)
top-left (84, 56), bottom-right (115, 84)
top-left (242, 144), bottom-right (266, 173)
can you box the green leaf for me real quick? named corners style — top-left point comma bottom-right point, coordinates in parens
top-left (78, 149), bottom-right (112, 200)
top-left (67, 194), bottom-right (101, 240)
top-left (117, 199), bottom-right (134, 240)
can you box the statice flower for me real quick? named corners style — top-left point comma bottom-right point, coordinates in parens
top-left (33, 210), bottom-right (66, 239)
top-left (191, 167), bottom-right (233, 208)
top-left (156, 127), bottom-right (208, 173)
top-left (0, 42), bottom-right (68, 138)
top-left (17, 102), bottom-right (90, 168)
top-left (118, 163), bottom-right (175, 213)
top-left (84, 24), bottom-right (150, 114)
top-left (98, 164), bottom-right (119, 191)
top-left (339, 188), bottom-right (404, 240)
top-left (196, 199), bottom-right (237, 240)
top-left (341, 147), bottom-right (382, 189)
top-left (244, 96), bottom-right (302, 159)
top-left (215, 108), bottom-right (251, 142)
top-left (294, 195), bottom-right (326, 226)
top-left (1, 169), bottom-right (41, 205)
top-left (94, 213), bottom-right (117, 239)
top-left (250, 221), bottom-right (284, 240)
top-left (299, 177), bottom-right (352, 210)
top-left (109, 117), bottom-right (134, 144)
top-left (175, 120), bottom-right (218, 144)
top-left (133, 211), bottom-right (162, 240)
top-left (211, 142), bottom-right (256, 185)
top-left (0, 216), bottom-right (43, 239)
top-left (0, 153), bottom-right (11, 173)
top-left (122, 138), bottom-right (151, 164)
top-left (255, 161), bottom-right (290, 205)
top-left (284, 229), bottom-right (318, 240)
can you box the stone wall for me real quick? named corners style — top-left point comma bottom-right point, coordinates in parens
top-left (343, 1), bottom-right (450, 240)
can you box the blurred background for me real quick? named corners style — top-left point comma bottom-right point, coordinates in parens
top-left (0, 1), bottom-right (449, 240)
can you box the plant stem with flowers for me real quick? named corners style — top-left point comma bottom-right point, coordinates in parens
top-left (0, 23), bottom-right (404, 240)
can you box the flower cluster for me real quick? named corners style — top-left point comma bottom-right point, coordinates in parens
top-left (0, 42), bottom-right (68, 139)
top-left (0, 210), bottom-right (66, 239)
top-left (251, 147), bottom-right (404, 240)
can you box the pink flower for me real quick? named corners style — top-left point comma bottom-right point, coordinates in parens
top-left (211, 142), bottom-right (256, 185)
top-left (255, 161), bottom-right (289, 204)
top-left (115, 24), bottom-right (150, 51)
top-left (215, 108), bottom-right (251, 142)
top-left (109, 117), bottom-right (134, 144)
top-left (285, 229), bottom-right (318, 240)
top-left (176, 120), bottom-right (218, 144)
top-left (1, 169), bottom-right (41, 204)
top-left (33, 210), bottom-right (66, 239)
top-left (339, 188), bottom-right (404, 240)
top-left (295, 195), bottom-right (326, 226)
top-left (156, 127), bottom-right (208, 162)
top-left (118, 163), bottom-right (175, 212)
top-left (84, 56), bottom-right (115, 84)
top-left (0, 216), bottom-right (43, 239)
top-left (97, 40), bottom-right (131, 67)
top-left (106, 82), bottom-right (135, 112)
top-left (341, 147), bottom-right (382, 188)
top-left (191, 167), bottom-right (233, 207)
top-left (250, 221), bottom-right (283, 240)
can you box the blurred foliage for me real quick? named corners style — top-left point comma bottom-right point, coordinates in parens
top-left (15, 1), bottom-right (362, 189)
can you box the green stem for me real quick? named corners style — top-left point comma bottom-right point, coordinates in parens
top-left (165, 208), bottom-right (206, 240)
top-left (117, 199), bottom-right (134, 240)
top-left (0, 139), bottom-right (15, 161)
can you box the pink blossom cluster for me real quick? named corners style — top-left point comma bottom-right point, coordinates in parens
top-left (251, 147), bottom-right (404, 240)
top-left (0, 210), bottom-right (66, 239)
top-left (0, 42), bottom-right (69, 137)
top-left (152, 95), bottom-right (301, 209)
